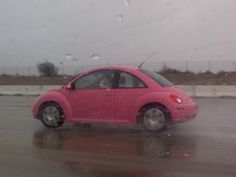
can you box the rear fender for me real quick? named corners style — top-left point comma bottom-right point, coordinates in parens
top-left (130, 92), bottom-right (173, 123)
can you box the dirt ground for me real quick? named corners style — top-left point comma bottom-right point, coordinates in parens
top-left (164, 72), bottom-right (236, 85)
top-left (0, 72), bottom-right (236, 85)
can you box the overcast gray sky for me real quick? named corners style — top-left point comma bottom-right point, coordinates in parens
top-left (0, 0), bottom-right (236, 67)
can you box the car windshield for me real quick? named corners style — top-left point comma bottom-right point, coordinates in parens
top-left (140, 68), bottom-right (173, 87)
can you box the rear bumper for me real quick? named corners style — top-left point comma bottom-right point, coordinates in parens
top-left (170, 102), bottom-right (198, 123)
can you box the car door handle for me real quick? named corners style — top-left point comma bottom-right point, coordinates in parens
top-left (105, 94), bottom-right (114, 97)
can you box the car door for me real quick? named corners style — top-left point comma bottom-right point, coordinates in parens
top-left (114, 70), bottom-right (148, 123)
top-left (69, 69), bottom-right (115, 122)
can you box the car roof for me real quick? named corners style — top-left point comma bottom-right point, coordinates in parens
top-left (82, 65), bottom-right (140, 73)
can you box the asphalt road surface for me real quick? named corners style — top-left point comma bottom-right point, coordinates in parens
top-left (1, 96), bottom-right (236, 177)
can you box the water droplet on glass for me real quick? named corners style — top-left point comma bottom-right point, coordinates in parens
top-left (91, 54), bottom-right (100, 60)
top-left (208, 139), bottom-right (214, 144)
top-left (167, 134), bottom-right (171, 137)
top-left (73, 58), bottom-right (78, 62)
top-left (124, 0), bottom-right (130, 6)
top-left (184, 152), bottom-right (191, 157)
top-left (166, 151), bottom-right (170, 155)
top-left (73, 36), bottom-right (78, 41)
top-left (66, 53), bottom-right (73, 60)
top-left (118, 15), bottom-right (124, 21)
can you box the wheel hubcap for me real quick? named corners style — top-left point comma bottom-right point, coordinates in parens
top-left (144, 108), bottom-right (165, 131)
top-left (42, 106), bottom-right (61, 126)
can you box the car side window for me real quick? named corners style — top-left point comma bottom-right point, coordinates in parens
top-left (74, 70), bottom-right (114, 89)
top-left (118, 72), bottom-right (146, 88)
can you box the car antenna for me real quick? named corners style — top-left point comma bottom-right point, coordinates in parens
top-left (138, 51), bottom-right (156, 69)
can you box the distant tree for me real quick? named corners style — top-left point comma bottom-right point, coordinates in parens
top-left (37, 61), bottom-right (58, 76)
top-left (159, 65), bottom-right (180, 74)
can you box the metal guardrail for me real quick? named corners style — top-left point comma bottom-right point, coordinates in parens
top-left (1, 85), bottom-right (236, 97)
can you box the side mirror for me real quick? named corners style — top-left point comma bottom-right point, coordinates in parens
top-left (64, 83), bottom-right (75, 90)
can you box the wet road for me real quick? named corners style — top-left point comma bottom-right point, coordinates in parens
top-left (1, 96), bottom-right (236, 177)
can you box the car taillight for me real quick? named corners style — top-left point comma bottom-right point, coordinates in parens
top-left (170, 95), bottom-right (182, 104)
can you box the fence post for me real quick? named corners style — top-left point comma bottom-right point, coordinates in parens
top-left (185, 60), bottom-right (189, 72)
top-left (3, 67), bottom-right (6, 75)
top-left (0, 67), bottom-right (2, 75)
top-left (162, 61), bottom-right (166, 70)
top-left (208, 61), bottom-right (211, 72)
top-left (15, 67), bottom-right (19, 75)
top-left (233, 61), bottom-right (236, 72)
top-left (106, 58), bottom-right (110, 65)
top-left (81, 65), bottom-right (84, 72)
top-left (28, 67), bottom-right (31, 76)
top-left (61, 66), bottom-right (64, 75)
top-left (75, 67), bottom-right (79, 75)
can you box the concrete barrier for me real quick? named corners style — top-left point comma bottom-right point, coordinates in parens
top-left (0, 85), bottom-right (60, 96)
top-left (0, 85), bottom-right (235, 97)
top-left (179, 85), bottom-right (236, 97)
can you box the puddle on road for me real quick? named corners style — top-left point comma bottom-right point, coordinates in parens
top-left (33, 125), bottom-right (196, 160)
top-left (31, 126), bottom-right (196, 176)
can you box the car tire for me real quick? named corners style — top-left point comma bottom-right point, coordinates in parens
top-left (39, 103), bottom-right (64, 128)
top-left (141, 106), bottom-right (167, 132)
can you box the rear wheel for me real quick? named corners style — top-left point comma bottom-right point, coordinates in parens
top-left (141, 106), bottom-right (167, 132)
top-left (39, 103), bottom-right (64, 128)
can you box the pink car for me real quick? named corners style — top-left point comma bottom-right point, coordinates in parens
top-left (32, 66), bottom-right (197, 132)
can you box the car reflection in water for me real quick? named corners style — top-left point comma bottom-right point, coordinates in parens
top-left (33, 126), bottom-right (196, 177)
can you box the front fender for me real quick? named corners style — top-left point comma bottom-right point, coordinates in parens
top-left (33, 90), bottom-right (72, 120)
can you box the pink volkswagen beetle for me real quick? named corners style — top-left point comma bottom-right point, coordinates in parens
top-left (32, 66), bottom-right (197, 132)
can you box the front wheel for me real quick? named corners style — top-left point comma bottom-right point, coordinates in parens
top-left (141, 106), bottom-right (167, 132)
top-left (39, 103), bottom-right (64, 128)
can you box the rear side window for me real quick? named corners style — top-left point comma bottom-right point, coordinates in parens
top-left (118, 72), bottom-right (146, 88)
top-left (140, 68), bottom-right (173, 87)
